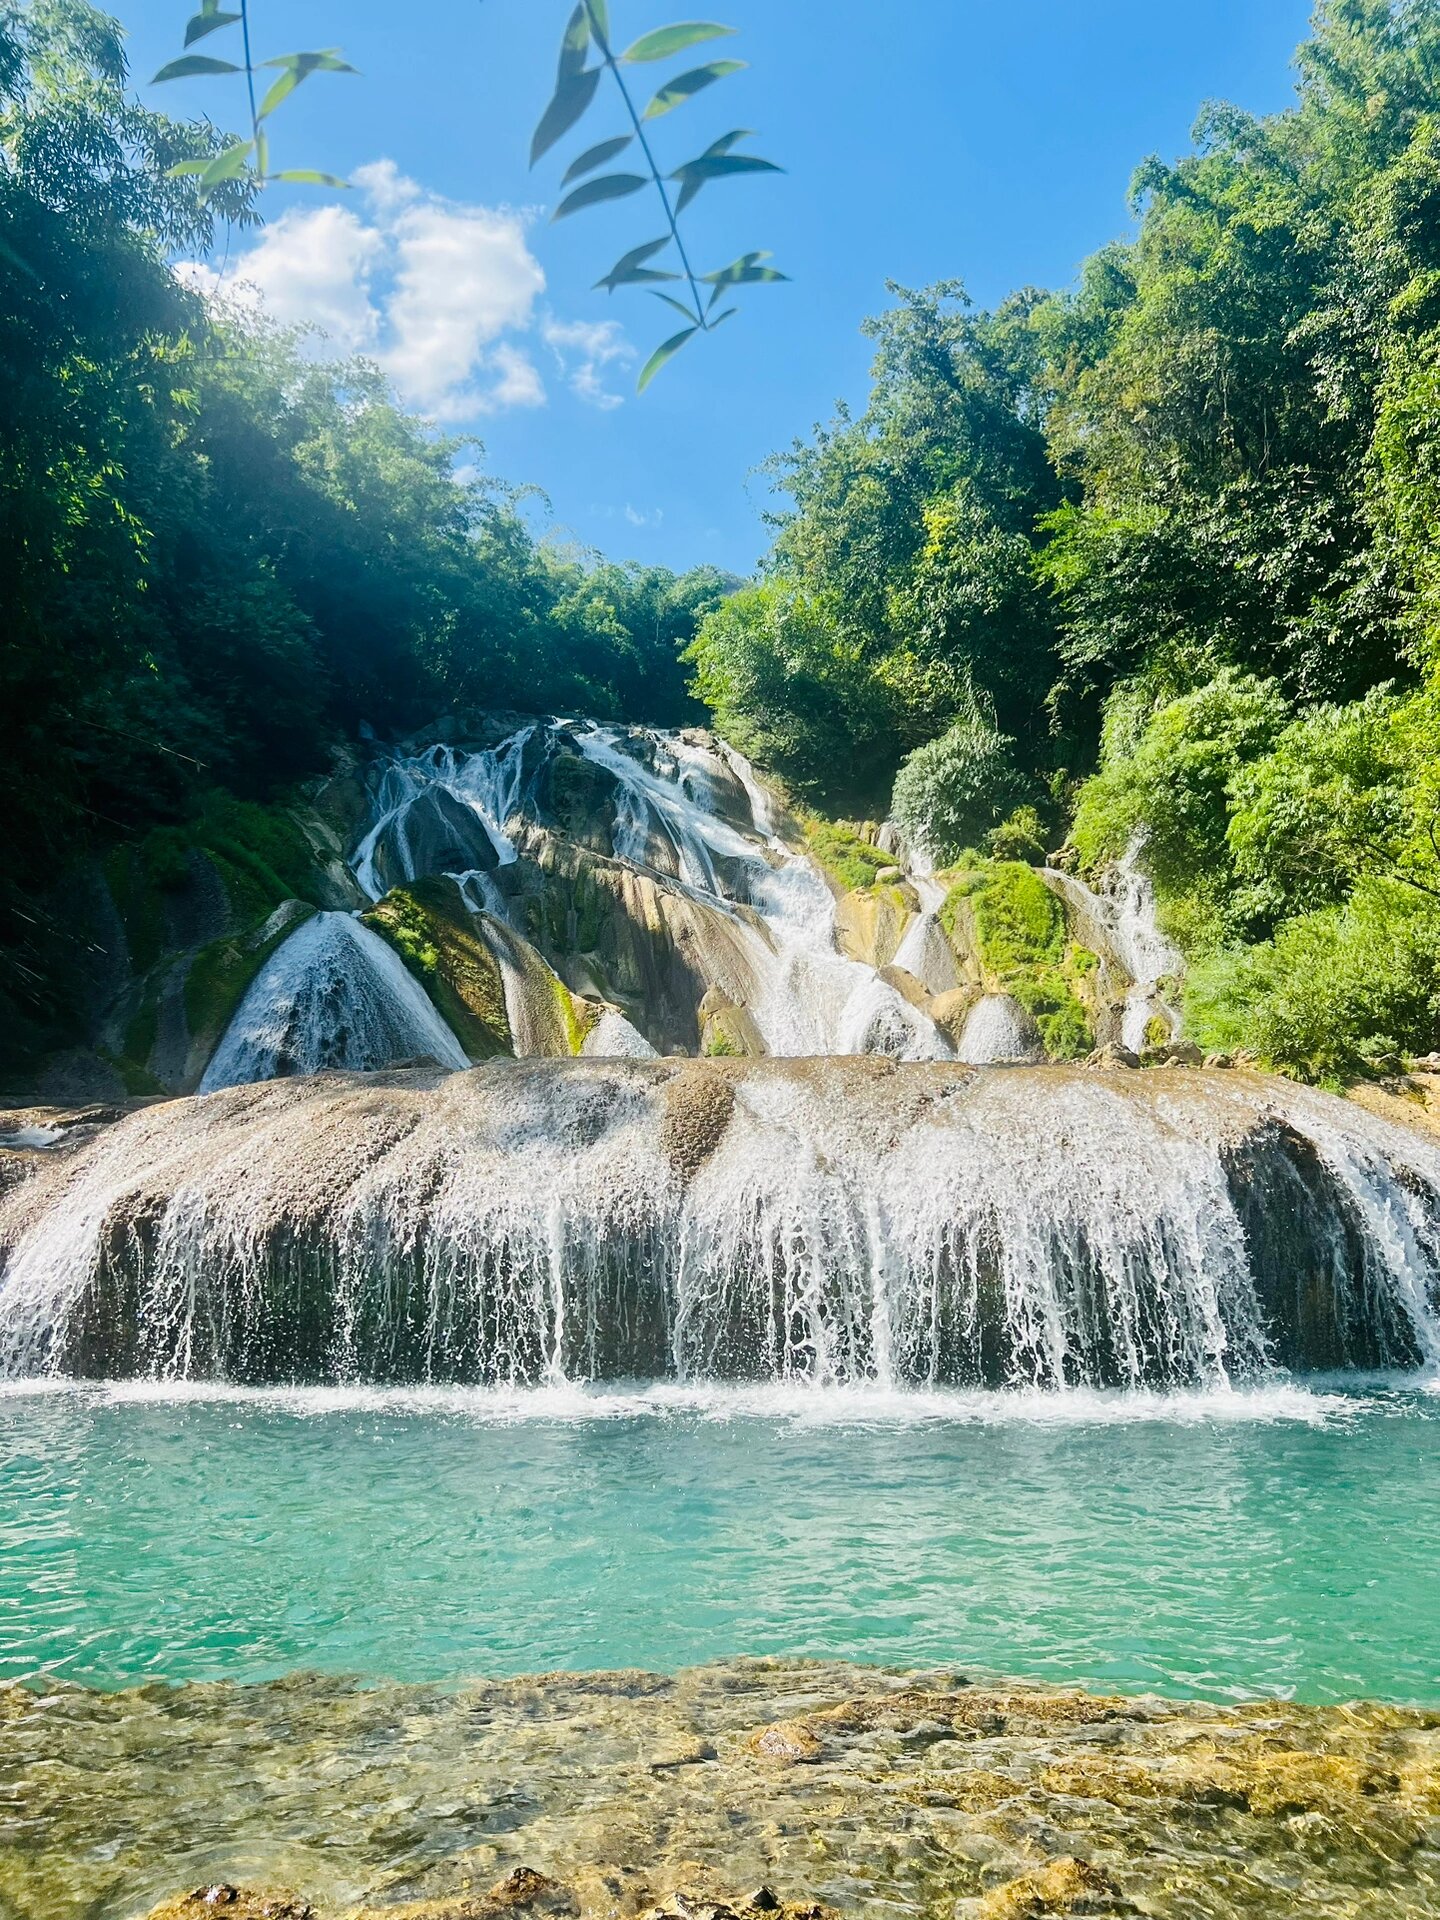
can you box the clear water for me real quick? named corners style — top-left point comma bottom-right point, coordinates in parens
top-left (3, 1379), bottom-right (1438, 1705)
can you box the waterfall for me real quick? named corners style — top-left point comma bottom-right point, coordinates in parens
top-left (3, 1063), bottom-right (1438, 1389)
top-left (199, 912), bottom-right (470, 1091)
top-left (956, 996), bottom-right (1040, 1065)
top-left (1044, 841), bottom-right (1182, 1053)
top-left (334, 718), bottom-right (953, 1065)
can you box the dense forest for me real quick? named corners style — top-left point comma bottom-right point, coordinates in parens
top-left (0, 0), bottom-right (728, 1068)
top-left (690, 0), bottom-right (1440, 1080)
top-left (4, 0), bottom-right (1440, 1085)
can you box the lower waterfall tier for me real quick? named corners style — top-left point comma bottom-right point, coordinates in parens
top-left (2, 1061), bottom-right (1438, 1389)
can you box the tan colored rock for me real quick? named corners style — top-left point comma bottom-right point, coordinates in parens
top-left (145, 1890), bottom-right (313, 1920)
top-left (878, 964), bottom-right (932, 1012)
top-left (929, 987), bottom-right (982, 1046)
top-left (974, 1856), bottom-right (1120, 1918)
top-left (745, 1720), bottom-right (822, 1764)
top-left (834, 888), bottom-right (915, 969)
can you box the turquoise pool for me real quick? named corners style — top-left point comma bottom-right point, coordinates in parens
top-left (2, 1377), bottom-right (1437, 1704)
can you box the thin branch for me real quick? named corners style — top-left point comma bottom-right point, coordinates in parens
top-left (239, 0), bottom-right (261, 150)
top-left (580, 2), bottom-right (710, 329)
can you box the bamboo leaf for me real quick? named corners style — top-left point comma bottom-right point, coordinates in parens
top-left (152, 54), bottom-right (241, 82)
top-left (183, 9), bottom-right (240, 47)
top-left (643, 60), bottom-right (745, 120)
top-left (708, 305), bottom-right (739, 326)
top-left (531, 66), bottom-right (602, 165)
top-left (650, 290), bottom-right (701, 322)
top-left (562, 134), bottom-right (633, 187)
top-left (621, 22), bottom-right (735, 62)
top-left (702, 250), bottom-right (790, 298)
top-left (558, 2), bottom-right (590, 82)
top-left (595, 236), bottom-right (673, 291)
top-left (199, 140), bottom-right (254, 187)
top-left (585, 0), bottom-right (611, 40)
top-left (637, 324), bottom-right (699, 392)
top-left (269, 169), bottom-right (351, 186)
top-left (553, 171), bottom-right (649, 219)
top-left (260, 50), bottom-right (359, 76)
top-left (671, 149), bottom-right (782, 213)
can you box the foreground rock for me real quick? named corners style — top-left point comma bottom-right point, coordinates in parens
top-left (5, 1659), bottom-right (1435, 1920)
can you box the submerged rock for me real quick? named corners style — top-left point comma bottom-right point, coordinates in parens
top-left (25, 1658), bottom-right (1440, 1920)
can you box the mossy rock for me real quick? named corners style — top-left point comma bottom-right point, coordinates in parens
top-left (365, 878), bottom-right (512, 1060)
top-left (804, 819), bottom-right (893, 894)
top-left (942, 863), bottom-right (1095, 1061)
top-left (186, 904), bottom-right (318, 1067)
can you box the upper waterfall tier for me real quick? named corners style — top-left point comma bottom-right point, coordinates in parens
top-left (3, 1061), bottom-right (1437, 1389)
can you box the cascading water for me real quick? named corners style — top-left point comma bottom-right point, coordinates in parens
top-left (199, 912), bottom-right (470, 1091)
top-left (1045, 840), bottom-right (1182, 1053)
top-left (13, 714), bottom-right (1440, 1400)
top-left (334, 718), bottom-right (953, 1063)
top-left (2, 1062), bottom-right (1438, 1389)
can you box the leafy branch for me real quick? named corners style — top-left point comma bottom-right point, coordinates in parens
top-left (531, 3), bottom-right (788, 390)
top-left (153, 0), bottom-right (355, 198)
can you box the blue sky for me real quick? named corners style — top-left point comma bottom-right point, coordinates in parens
top-left (121, 0), bottom-right (1314, 576)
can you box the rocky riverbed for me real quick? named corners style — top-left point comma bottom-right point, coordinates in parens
top-left (4, 1658), bottom-right (1440, 1920)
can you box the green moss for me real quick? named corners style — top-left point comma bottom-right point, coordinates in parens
top-left (805, 820), bottom-right (892, 893)
top-left (553, 974), bottom-right (594, 1057)
top-left (364, 879), bottom-right (511, 1059)
top-left (970, 863), bottom-right (1067, 976)
top-left (104, 845), bottom-right (167, 975)
top-left (704, 1028), bottom-right (740, 1058)
top-left (98, 1047), bottom-right (165, 1097)
top-left (945, 862), bottom-right (1094, 1061)
top-left (185, 910), bottom-right (314, 1046)
top-left (123, 994), bottom-right (159, 1070)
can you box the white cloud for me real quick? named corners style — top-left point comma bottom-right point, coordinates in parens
top-left (542, 315), bottom-right (635, 411)
top-left (624, 503), bottom-right (664, 528)
top-left (178, 162), bottom-right (616, 421)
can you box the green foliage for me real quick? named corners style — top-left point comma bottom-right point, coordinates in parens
top-left (891, 701), bottom-right (1020, 865)
top-left (804, 821), bottom-right (891, 894)
top-left (153, 2), bottom-right (354, 196)
top-left (1070, 671), bottom-right (1292, 929)
top-left (945, 863), bottom-right (1093, 1061)
top-left (1186, 881), bottom-right (1440, 1082)
top-left (0, 3), bottom-right (733, 1074)
top-left (530, 2), bottom-right (785, 384)
top-left (968, 863), bottom-right (1067, 977)
top-left (985, 804), bottom-right (1049, 865)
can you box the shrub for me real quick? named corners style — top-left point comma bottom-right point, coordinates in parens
top-left (986, 804), bottom-right (1049, 865)
top-left (891, 705), bottom-right (1020, 864)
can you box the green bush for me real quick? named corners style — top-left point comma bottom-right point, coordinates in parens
top-left (985, 804), bottom-right (1049, 865)
top-left (891, 704), bottom-right (1020, 864)
top-left (1185, 881), bottom-right (1440, 1081)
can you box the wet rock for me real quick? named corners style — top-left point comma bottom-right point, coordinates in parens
top-left (145, 1890), bottom-right (313, 1920)
top-left (1203, 1051), bottom-right (1235, 1069)
top-left (970, 1856), bottom-right (1121, 1918)
top-left (363, 1867), bottom-right (580, 1920)
top-left (649, 1733), bottom-right (719, 1769)
top-left (1085, 1044), bottom-right (1139, 1070)
top-left (929, 987), bottom-right (982, 1048)
top-left (1140, 1039), bottom-right (1203, 1068)
top-left (746, 1720), bottom-right (823, 1763)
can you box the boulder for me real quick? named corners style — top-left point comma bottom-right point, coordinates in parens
top-left (369, 787), bottom-right (501, 896)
